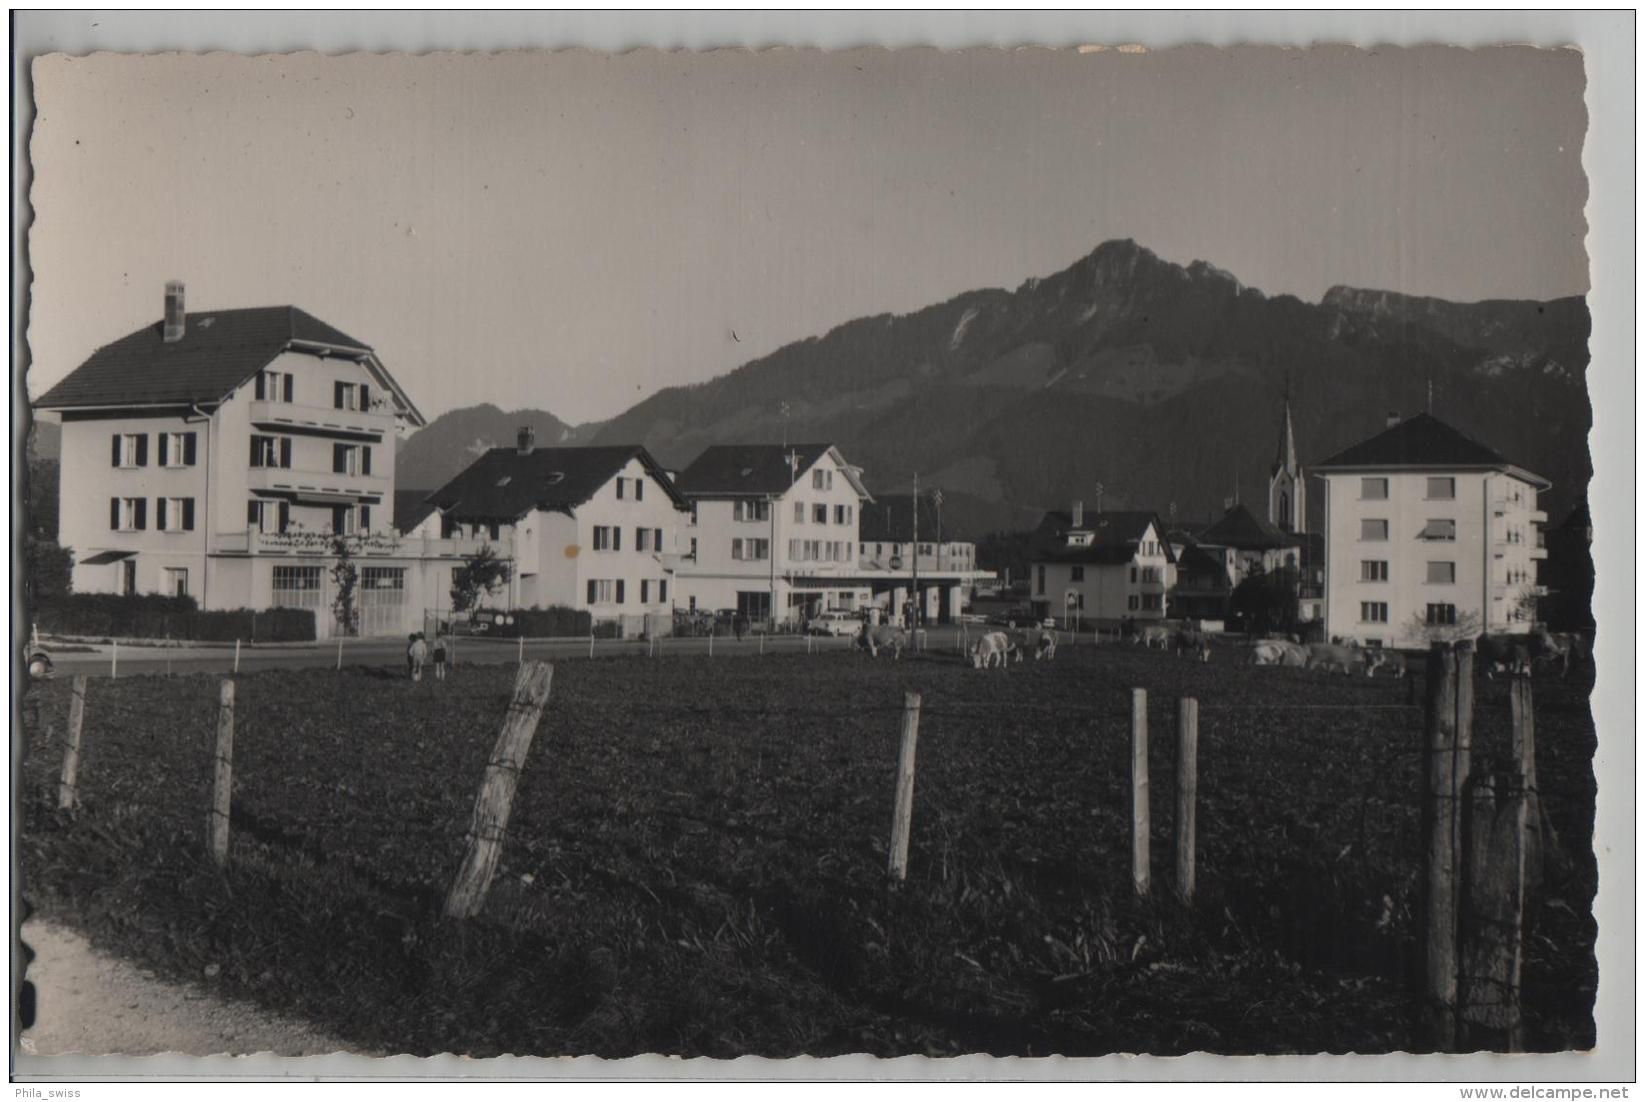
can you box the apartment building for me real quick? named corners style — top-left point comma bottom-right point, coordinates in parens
top-left (1312, 412), bottom-right (1550, 645)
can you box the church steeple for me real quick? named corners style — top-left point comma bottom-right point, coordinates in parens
top-left (1268, 385), bottom-right (1304, 534)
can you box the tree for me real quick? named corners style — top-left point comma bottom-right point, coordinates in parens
top-left (451, 544), bottom-right (513, 615)
top-left (24, 536), bottom-right (73, 604)
top-left (330, 535), bottom-right (360, 636)
top-left (1402, 607), bottom-right (1483, 647)
top-left (1228, 563), bottom-right (1301, 637)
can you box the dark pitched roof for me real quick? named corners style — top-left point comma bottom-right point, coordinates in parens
top-left (1312, 413), bottom-right (1547, 485)
top-left (1032, 510), bottom-right (1176, 565)
top-left (393, 490), bottom-right (438, 535)
top-left (35, 306), bottom-right (425, 423)
top-left (424, 445), bottom-right (689, 522)
top-left (673, 443), bottom-right (872, 499)
top-left (1197, 503), bottom-right (1301, 551)
top-left (1175, 542), bottom-right (1230, 579)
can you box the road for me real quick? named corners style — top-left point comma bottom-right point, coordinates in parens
top-left (35, 625), bottom-right (997, 678)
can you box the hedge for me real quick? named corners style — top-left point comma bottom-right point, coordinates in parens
top-left (460, 606), bottom-right (593, 639)
top-left (35, 593), bottom-right (316, 642)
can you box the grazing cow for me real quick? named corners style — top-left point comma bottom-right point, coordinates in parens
top-left (1365, 649), bottom-right (1410, 678)
top-left (971, 631), bottom-right (1013, 670)
top-left (1547, 631), bottom-right (1589, 677)
top-left (1304, 641), bottom-right (1373, 676)
top-left (1174, 627), bottom-right (1210, 662)
top-left (859, 623), bottom-right (909, 660)
top-left (1476, 630), bottom-right (1561, 678)
top-left (1134, 623), bottom-right (1171, 650)
top-left (1252, 639), bottom-right (1309, 667)
top-left (1032, 628), bottom-right (1058, 661)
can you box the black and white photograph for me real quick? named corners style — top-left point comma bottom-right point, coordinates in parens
top-left (10, 12), bottom-right (1633, 1084)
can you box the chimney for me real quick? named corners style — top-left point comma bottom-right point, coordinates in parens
top-left (1386, 410), bottom-right (1401, 429)
top-left (517, 426), bottom-right (535, 455)
top-left (163, 280), bottom-right (186, 343)
top-left (1071, 499), bottom-right (1084, 528)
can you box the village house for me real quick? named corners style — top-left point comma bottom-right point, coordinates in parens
top-left (31, 282), bottom-right (469, 638)
top-left (670, 443), bottom-right (875, 625)
top-left (422, 432), bottom-right (691, 633)
top-left (856, 499), bottom-right (978, 583)
top-left (1311, 411), bottom-right (1549, 646)
top-left (1029, 503), bottom-right (1175, 628)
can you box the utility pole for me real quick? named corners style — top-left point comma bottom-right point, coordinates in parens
top-left (910, 472), bottom-right (920, 632)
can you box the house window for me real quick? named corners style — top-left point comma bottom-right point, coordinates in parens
top-left (635, 479), bottom-right (644, 502)
top-left (159, 432), bottom-right (197, 468)
top-left (1420, 519), bottom-right (1457, 542)
top-left (616, 477), bottom-right (627, 500)
top-left (272, 565), bottom-right (323, 594)
top-left (156, 497), bottom-right (196, 532)
top-left (1140, 594), bottom-right (1162, 611)
top-left (1360, 560), bottom-right (1389, 582)
top-left (1140, 566), bottom-right (1160, 583)
top-left (813, 504), bottom-right (828, 524)
top-left (731, 537), bottom-right (744, 560)
top-left (592, 526), bottom-right (613, 551)
top-left (793, 501), bottom-right (805, 524)
top-left (258, 370), bottom-right (294, 403)
top-left (1425, 603), bottom-right (1458, 626)
top-left (812, 469), bottom-right (833, 490)
top-left (163, 567), bottom-right (189, 598)
top-left (361, 566), bottom-right (405, 590)
top-left (659, 579), bottom-right (668, 603)
top-left (331, 505), bottom-right (359, 535)
top-left (110, 496), bottom-right (147, 531)
top-left (1426, 561), bottom-right (1457, 585)
top-left (637, 528), bottom-right (650, 552)
top-left (1360, 519), bottom-right (1389, 541)
top-left (1360, 602), bottom-right (1390, 623)
top-left (334, 381), bottom-right (371, 411)
top-left (587, 579), bottom-right (615, 604)
top-left (1426, 477), bottom-right (1456, 500)
top-left (734, 500), bottom-right (770, 522)
top-left (248, 499), bottom-right (289, 534)
top-left (333, 443), bottom-right (371, 476)
top-left (1036, 565), bottom-right (1045, 595)
top-left (112, 433), bottom-right (147, 468)
top-left (1130, 566), bottom-right (1138, 583)
top-left (640, 579), bottom-right (650, 603)
top-left (1127, 594), bottom-right (1140, 611)
top-left (250, 435), bottom-right (291, 469)
top-left (834, 504), bottom-right (848, 525)
top-left (689, 537), bottom-right (698, 559)
top-left (1360, 477), bottom-right (1389, 500)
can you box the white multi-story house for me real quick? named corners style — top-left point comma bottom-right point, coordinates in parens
top-left (1029, 503), bottom-right (1176, 628)
top-left (856, 498), bottom-right (979, 577)
top-left (32, 283), bottom-right (473, 637)
top-left (1312, 412), bottom-right (1550, 645)
top-left (672, 443), bottom-right (875, 624)
top-left (422, 432), bottom-right (690, 632)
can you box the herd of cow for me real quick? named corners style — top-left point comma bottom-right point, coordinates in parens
top-left (853, 618), bottom-right (1589, 680)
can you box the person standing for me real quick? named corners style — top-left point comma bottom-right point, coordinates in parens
top-left (431, 632), bottom-right (449, 681)
top-left (408, 632), bottom-right (429, 681)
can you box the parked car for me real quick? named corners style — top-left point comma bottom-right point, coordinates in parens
top-left (26, 646), bottom-right (53, 679)
top-left (805, 610), bottom-right (860, 637)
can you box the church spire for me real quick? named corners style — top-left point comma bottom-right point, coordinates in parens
top-left (1268, 382), bottom-right (1304, 534)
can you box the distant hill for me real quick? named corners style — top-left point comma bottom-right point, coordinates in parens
top-left (588, 239), bottom-right (1590, 530)
top-left (394, 404), bottom-right (601, 491)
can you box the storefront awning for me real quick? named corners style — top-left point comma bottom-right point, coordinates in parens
top-left (81, 550), bottom-right (136, 565)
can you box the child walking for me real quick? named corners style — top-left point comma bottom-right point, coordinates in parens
top-left (408, 632), bottom-right (429, 681)
top-left (432, 632), bottom-right (448, 681)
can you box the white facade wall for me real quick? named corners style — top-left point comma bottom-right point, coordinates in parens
top-left (1031, 522), bottom-right (1173, 625)
top-left (1321, 469), bottom-right (1546, 645)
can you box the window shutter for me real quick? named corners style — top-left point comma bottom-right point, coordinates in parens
top-left (135, 435), bottom-right (148, 466)
top-left (134, 498), bottom-right (147, 530)
top-left (655, 527), bottom-right (663, 551)
top-left (283, 374), bottom-right (294, 402)
top-left (256, 372), bottom-right (267, 400)
top-left (111, 497), bottom-right (121, 530)
top-left (184, 432), bottom-right (197, 465)
top-left (157, 498), bottom-right (168, 531)
top-left (659, 580), bottom-right (668, 603)
top-left (613, 527), bottom-right (622, 551)
top-left (587, 579), bottom-right (597, 604)
top-left (250, 436), bottom-right (260, 466)
top-left (636, 480), bottom-right (644, 501)
top-left (333, 443), bottom-right (347, 473)
top-left (280, 438), bottom-right (292, 468)
top-left (182, 498), bottom-right (195, 531)
top-left (361, 446), bottom-right (372, 476)
top-left (360, 383), bottom-right (370, 409)
top-left (360, 505), bottom-right (371, 531)
top-left (616, 478), bottom-right (625, 500)
top-left (332, 506), bottom-right (346, 534)
top-left (616, 580), bottom-right (625, 604)
top-left (278, 502), bottom-right (290, 532)
top-left (158, 434), bottom-right (169, 467)
top-left (641, 580), bottom-right (649, 603)
top-left (334, 381), bottom-right (345, 409)
top-left (248, 500), bottom-right (259, 525)
top-left (112, 434), bottom-right (122, 466)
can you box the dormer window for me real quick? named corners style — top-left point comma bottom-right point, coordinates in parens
top-left (495, 475), bottom-right (512, 487)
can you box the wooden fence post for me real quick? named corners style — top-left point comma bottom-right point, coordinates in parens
top-left (336, 635), bottom-right (343, 671)
top-left (1509, 674), bottom-right (1556, 879)
top-left (58, 675), bottom-right (88, 811)
top-left (1459, 770), bottom-right (1528, 1050)
top-left (1421, 641), bottom-right (1472, 1050)
top-left (234, 638), bottom-right (241, 674)
top-left (446, 661), bottom-right (556, 919)
top-left (209, 679), bottom-right (236, 868)
top-left (1131, 688), bottom-right (1150, 898)
top-left (1174, 696), bottom-right (1198, 905)
top-left (111, 639), bottom-right (118, 680)
top-left (887, 691), bottom-right (923, 881)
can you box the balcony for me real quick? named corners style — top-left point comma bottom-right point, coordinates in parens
top-left (247, 465), bottom-right (389, 500)
top-left (213, 529), bottom-right (513, 559)
top-left (248, 399), bottom-right (392, 439)
top-left (1530, 510), bottom-right (1548, 524)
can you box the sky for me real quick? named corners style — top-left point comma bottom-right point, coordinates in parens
top-left (26, 45), bottom-right (1589, 425)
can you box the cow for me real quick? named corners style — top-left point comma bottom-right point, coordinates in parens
top-left (1304, 641), bottom-right (1374, 676)
top-left (1174, 626), bottom-right (1210, 662)
top-left (971, 631), bottom-right (1014, 670)
top-left (1251, 639), bottom-right (1309, 667)
top-left (1475, 630), bottom-right (1561, 678)
top-left (1134, 623), bottom-right (1171, 650)
top-left (1365, 649), bottom-right (1410, 678)
top-left (859, 623), bottom-right (909, 660)
top-left (1547, 631), bottom-right (1590, 677)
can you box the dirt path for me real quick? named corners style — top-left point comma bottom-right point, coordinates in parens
top-left (19, 918), bottom-right (365, 1057)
